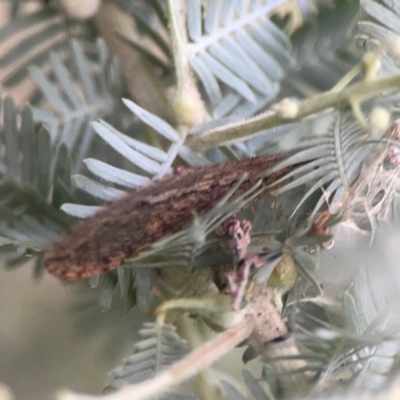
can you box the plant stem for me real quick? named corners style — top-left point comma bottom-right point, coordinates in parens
top-left (186, 73), bottom-right (400, 151)
top-left (166, 0), bottom-right (189, 94)
top-left (329, 63), bottom-right (363, 93)
top-left (178, 316), bottom-right (221, 400)
top-left (57, 316), bottom-right (256, 400)
top-left (166, 0), bottom-right (207, 126)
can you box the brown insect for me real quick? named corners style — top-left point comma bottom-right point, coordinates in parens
top-left (44, 154), bottom-right (294, 281)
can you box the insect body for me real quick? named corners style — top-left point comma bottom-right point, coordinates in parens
top-left (44, 154), bottom-right (291, 281)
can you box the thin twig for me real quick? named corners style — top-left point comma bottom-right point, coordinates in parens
top-left (57, 316), bottom-right (256, 400)
top-left (178, 316), bottom-right (221, 400)
top-left (186, 73), bottom-right (400, 151)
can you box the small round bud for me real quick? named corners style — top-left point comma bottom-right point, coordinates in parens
top-left (172, 84), bottom-right (206, 127)
top-left (267, 253), bottom-right (297, 292)
top-left (274, 98), bottom-right (300, 119)
top-left (369, 107), bottom-right (391, 134)
top-left (60, 0), bottom-right (101, 20)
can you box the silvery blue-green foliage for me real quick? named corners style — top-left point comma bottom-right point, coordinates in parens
top-left (339, 196), bottom-right (400, 392)
top-left (266, 110), bottom-right (385, 220)
top-left (282, 0), bottom-right (361, 97)
top-left (71, 281), bottom-right (140, 358)
top-left (112, 0), bottom-right (171, 71)
top-left (29, 38), bottom-right (123, 173)
top-left (262, 297), bottom-right (398, 394)
top-left (0, 2), bottom-right (126, 182)
top-left (61, 98), bottom-right (188, 219)
top-left (0, 5), bottom-right (129, 284)
top-left (221, 369), bottom-right (274, 400)
top-left (342, 274), bottom-right (399, 392)
top-left (356, 0), bottom-right (400, 117)
top-left (0, 96), bottom-right (74, 274)
top-left (0, 34), bottom-right (125, 274)
top-left (42, 3), bottom-right (400, 393)
top-left (357, 0), bottom-right (400, 56)
top-left (62, 0), bottom-right (299, 217)
top-left (57, 95), bottom-right (207, 311)
top-left (186, 0), bottom-right (295, 118)
top-left (1, 1), bottom-right (400, 399)
top-left (0, 3), bottom-right (125, 239)
top-left (114, 0), bottom-right (296, 118)
top-left (105, 322), bottom-right (195, 400)
top-left (61, 96), bottom-right (268, 310)
top-left (0, 6), bottom-right (91, 99)
top-left (262, 196), bottom-right (400, 394)
top-left (62, 0), bottom-right (298, 220)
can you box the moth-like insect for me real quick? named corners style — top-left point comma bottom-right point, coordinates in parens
top-left (44, 154), bottom-right (293, 281)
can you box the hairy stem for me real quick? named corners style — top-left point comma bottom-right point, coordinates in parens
top-left (186, 73), bottom-right (400, 151)
top-left (166, 0), bottom-right (190, 94)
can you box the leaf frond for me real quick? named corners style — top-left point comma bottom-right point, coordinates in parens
top-left (113, 0), bottom-right (171, 70)
top-left (61, 100), bottom-right (201, 220)
top-left (271, 215), bottom-right (400, 392)
top-left (282, 0), bottom-right (361, 97)
top-left (0, 7), bottom-right (91, 102)
top-left (30, 38), bottom-right (123, 172)
top-left (105, 322), bottom-right (191, 398)
top-left (0, 96), bottom-right (74, 270)
top-left (265, 110), bottom-right (386, 218)
top-left (221, 369), bottom-right (275, 400)
top-left (186, 0), bottom-right (294, 116)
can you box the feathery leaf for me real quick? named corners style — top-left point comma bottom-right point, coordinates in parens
top-left (186, 0), bottom-right (294, 116)
top-left (105, 322), bottom-right (191, 398)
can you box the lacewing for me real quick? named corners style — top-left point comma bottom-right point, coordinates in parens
top-left (44, 154), bottom-right (293, 280)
